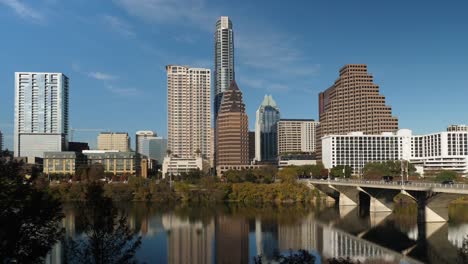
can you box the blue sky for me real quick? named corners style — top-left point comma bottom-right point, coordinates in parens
top-left (1, 0), bottom-right (467, 150)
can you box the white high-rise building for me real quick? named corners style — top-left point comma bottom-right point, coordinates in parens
top-left (14, 72), bottom-right (69, 158)
top-left (214, 16), bottom-right (235, 120)
top-left (322, 129), bottom-right (468, 175)
top-left (166, 65), bottom-right (211, 159)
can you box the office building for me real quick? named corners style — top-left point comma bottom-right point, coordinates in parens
top-left (318, 64), bottom-right (398, 158)
top-left (141, 136), bottom-right (167, 163)
top-left (255, 95), bottom-right (280, 162)
top-left (278, 154), bottom-right (317, 168)
top-left (166, 65), bottom-right (211, 160)
top-left (14, 72), bottom-right (69, 158)
top-left (43, 150), bottom-right (145, 176)
top-left (322, 130), bottom-right (411, 175)
top-left (68, 142), bottom-right (89, 152)
top-left (162, 156), bottom-right (203, 177)
top-left (216, 164), bottom-right (268, 177)
top-left (319, 64), bottom-right (398, 135)
top-left (277, 119), bottom-right (319, 155)
top-left (0, 130), bottom-right (3, 151)
top-left (411, 130), bottom-right (468, 174)
top-left (135, 131), bottom-right (156, 154)
top-left (248, 131), bottom-right (255, 163)
top-left (322, 129), bottom-right (468, 175)
top-left (447, 125), bottom-right (468, 132)
top-left (216, 81), bottom-right (249, 168)
top-left (43, 151), bottom-right (78, 175)
top-left (97, 132), bottom-right (130, 152)
top-left (214, 16), bottom-right (235, 121)
top-left (83, 150), bottom-right (138, 175)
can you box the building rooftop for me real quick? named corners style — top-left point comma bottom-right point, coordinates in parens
top-left (279, 119), bottom-right (316, 122)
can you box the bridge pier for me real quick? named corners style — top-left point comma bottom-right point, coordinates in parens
top-left (358, 187), bottom-right (399, 213)
top-left (402, 190), bottom-right (463, 223)
top-left (331, 185), bottom-right (359, 206)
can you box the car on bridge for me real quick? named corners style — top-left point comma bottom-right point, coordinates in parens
top-left (397, 180), bottom-right (411, 185)
top-left (441, 180), bottom-right (454, 185)
top-left (382, 176), bottom-right (394, 182)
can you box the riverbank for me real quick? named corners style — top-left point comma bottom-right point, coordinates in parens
top-left (46, 176), bottom-right (323, 204)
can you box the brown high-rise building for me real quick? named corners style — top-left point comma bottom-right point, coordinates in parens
top-left (318, 64), bottom-right (398, 157)
top-left (216, 81), bottom-right (249, 167)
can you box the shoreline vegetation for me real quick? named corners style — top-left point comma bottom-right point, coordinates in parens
top-left (43, 164), bottom-right (328, 204)
top-left (47, 176), bottom-right (323, 204)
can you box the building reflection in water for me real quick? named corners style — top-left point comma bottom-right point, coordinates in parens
top-left (162, 214), bottom-right (214, 264)
top-left (215, 215), bottom-right (249, 264)
top-left (45, 205), bottom-right (76, 264)
top-left (254, 218), bottom-right (278, 261)
top-left (448, 223), bottom-right (468, 248)
top-left (45, 204), bottom-right (468, 264)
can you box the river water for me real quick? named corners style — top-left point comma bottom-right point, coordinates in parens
top-left (46, 202), bottom-right (468, 264)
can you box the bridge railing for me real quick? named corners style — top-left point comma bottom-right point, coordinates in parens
top-left (304, 178), bottom-right (468, 190)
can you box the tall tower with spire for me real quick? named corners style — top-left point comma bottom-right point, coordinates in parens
top-left (214, 16), bottom-right (235, 122)
top-left (255, 95), bottom-right (280, 162)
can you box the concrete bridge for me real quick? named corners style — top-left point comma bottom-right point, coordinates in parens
top-left (301, 179), bottom-right (468, 222)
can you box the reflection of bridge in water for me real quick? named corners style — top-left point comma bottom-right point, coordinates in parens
top-left (273, 213), bottom-right (423, 264)
top-left (314, 206), bottom-right (466, 263)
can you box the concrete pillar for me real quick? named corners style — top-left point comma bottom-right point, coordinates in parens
top-left (403, 190), bottom-right (464, 223)
top-left (339, 192), bottom-right (358, 206)
top-left (329, 185), bottom-right (360, 206)
top-left (358, 187), bottom-right (399, 213)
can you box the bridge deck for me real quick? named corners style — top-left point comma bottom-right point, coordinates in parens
top-left (302, 179), bottom-right (468, 195)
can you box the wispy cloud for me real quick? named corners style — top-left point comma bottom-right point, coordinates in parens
top-left (114, 0), bottom-right (215, 31)
top-left (0, 0), bottom-right (44, 23)
top-left (105, 85), bottom-right (140, 96)
top-left (239, 77), bottom-right (290, 93)
top-left (102, 14), bottom-right (135, 37)
top-left (113, 0), bottom-right (320, 89)
top-left (237, 31), bottom-right (320, 77)
top-left (88, 72), bottom-right (117, 81)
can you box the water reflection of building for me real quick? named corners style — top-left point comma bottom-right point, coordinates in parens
top-left (45, 206), bottom-right (76, 264)
top-left (278, 214), bottom-right (318, 251)
top-left (216, 216), bottom-right (249, 264)
top-left (448, 223), bottom-right (468, 248)
top-left (162, 214), bottom-right (214, 264)
top-left (129, 212), bottom-right (164, 237)
top-left (255, 218), bottom-right (278, 260)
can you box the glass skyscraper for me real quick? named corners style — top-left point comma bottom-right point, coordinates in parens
top-left (14, 72), bottom-right (69, 158)
top-left (255, 95), bottom-right (280, 162)
top-left (141, 137), bottom-right (167, 164)
top-left (214, 16), bottom-right (235, 121)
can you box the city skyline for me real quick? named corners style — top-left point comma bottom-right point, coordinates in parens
top-left (1, 0), bottom-right (468, 150)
